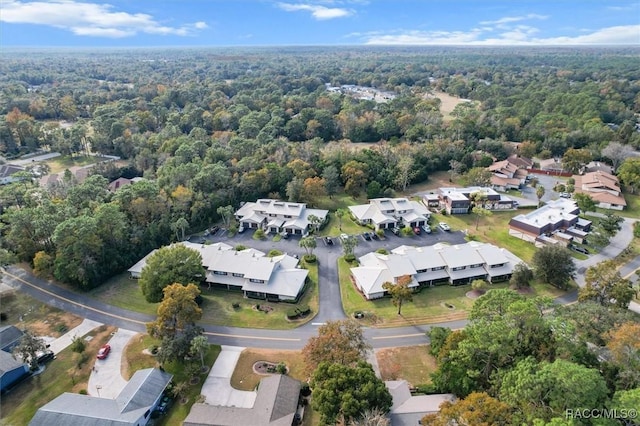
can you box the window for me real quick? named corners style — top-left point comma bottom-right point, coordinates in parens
top-left (490, 263), bottom-right (505, 269)
top-left (470, 263), bottom-right (483, 268)
top-left (249, 278), bottom-right (265, 283)
top-left (432, 266), bottom-right (445, 271)
top-left (232, 273), bottom-right (244, 277)
top-left (416, 269), bottom-right (427, 273)
top-left (213, 271), bottom-right (227, 276)
top-left (452, 266), bottom-right (466, 271)
top-left (285, 215), bottom-right (292, 218)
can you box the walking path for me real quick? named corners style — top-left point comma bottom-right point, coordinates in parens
top-left (46, 319), bottom-right (103, 355)
top-left (199, 346), bottom-right (257, 408)
top-left (88, 328), bottom-right (138, 399)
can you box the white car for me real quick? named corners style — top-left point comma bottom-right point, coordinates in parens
top-left (438, 222), bottom-right (451, 232)
top-left (422, 224), bottom-right (432, 234)
top-left (340, 233), bottom-right (349, 242)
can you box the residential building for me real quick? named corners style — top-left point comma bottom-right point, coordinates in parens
top-left (385, 380), bottom-right (455, 426)
top-left (348, 198), bottom-right (431, 231)
top-left (128, 242), bottom-right (308, 302)
top-left (573, 171), bottom-right (626, 210)
top-left (183, 374), bottom-right (301, 426)
top-left (29, 368), bottom-right (172, 426)
top-left (0, 350), bottom-right (29, 393)
top-left (235, 199), bottom-right (328, 236)
top-left (488, 154), bottom-right (532, 191)
top-left (509, 198), bottom-right (592, 246)
top-left (350, 242), bottom-right (524, 299)
top-left (436, 187), bottom-right (516, 215)
top-left (0, 164), bottom-right (25, 185)
top-left (0, 325), bottom-right (25, 353)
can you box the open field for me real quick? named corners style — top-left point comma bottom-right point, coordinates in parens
top-left (376, 345), bottom-right (437, 386)
top-left (338, 258), bottom-right (567, 327)
top-left (44, 155), bottom-right (103, 174)
top-left (426, 91), bottom-right (475, 121)
top-left (88, 262), bottom-right (319, 329)
top-left (0, 289), bottom-right (82, 338)
top-left (0, 325), bottom-right (116, 425)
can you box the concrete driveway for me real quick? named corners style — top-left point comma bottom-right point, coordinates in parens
top-left (88, 328), bottom-right (137, 399)
top-left (200, 346), bottom-right (256, 407)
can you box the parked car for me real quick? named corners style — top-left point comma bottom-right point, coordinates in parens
top-left (340, 233), bottom-right (349, 242)
top-left (281, 232), bottom-right (290, 239)
top-left (560, 192), bottom-right (571, 198)
top-left (36, 350), bottom-right (55, 364)
top-left (391, 227), bottom-right (400, 235)
top-left (371, 232), bottom-right (379, 240)
top-left (362, 232), bottom-right (372, 241)
top-left (438, 222), bottom-right (451, 232)
top-left (571, 245), bottom-right (589, 254)
top-left (157, 395), bottom-right (173, 414)
top-left (237, 225), bottom-right (245, 233)
top-left (422, 224), bottom-right (432, 234)
top-left (324, 236), bottom-right (334, 245)
top-left (96, 344), bottom-right (111, 360)
top-left (413, 227), bottom-right (421, 235)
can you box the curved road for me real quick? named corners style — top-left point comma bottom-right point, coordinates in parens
top-left (2, 216), bottom-right (635, 350)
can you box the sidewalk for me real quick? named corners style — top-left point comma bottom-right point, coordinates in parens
top-left (46, 319), bottom-right (103, 355)
top-left (199, 346), bottom-right (257, 408)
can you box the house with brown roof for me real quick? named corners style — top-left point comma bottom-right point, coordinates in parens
top-left (488, 154), bottom-right (532, 191)
top-left (573, 171), bottom-right (626, 210)
top-left (183, 374), bottom-right (301, 426)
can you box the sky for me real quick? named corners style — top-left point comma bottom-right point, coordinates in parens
top-left (0, 0), bottom-right (639, 47)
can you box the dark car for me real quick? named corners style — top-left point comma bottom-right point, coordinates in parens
top-left (281, 232), bottom-right (290, 239)
top-left (157, 395), bottom-right (173, 414)
top-left (371, 232), bottom-right (379, 240)
top-left (571, 245), bottom-right (589, 254)
top-left (324, 236), bottom-right (334, 245)
top-left (37, 350), bottom-right (55, 364)
top-left (363, 232), bottom-right (372, 241)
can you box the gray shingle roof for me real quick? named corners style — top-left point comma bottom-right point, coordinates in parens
top-left (0, 325), bottom-right (24, 352)
top-left (183, 374), bottom-right (300, 426)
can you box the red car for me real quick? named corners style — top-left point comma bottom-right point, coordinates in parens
top-left (96, 344), bottom-right (111, 360)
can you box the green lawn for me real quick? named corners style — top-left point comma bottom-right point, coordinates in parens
top-left (338, 258), bottom-right (567, 327)
top-left (430, 211), bottom-right (537, 263)
top-left (122, 334), bottom-right (221, 426)
top-left (44, 155), bottom-right (104, 174)
top-left (1, 325), bottom-right (116, 425)
top-left (88, 262), bottom-right (319, 329)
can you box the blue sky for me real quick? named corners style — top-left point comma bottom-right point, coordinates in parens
top-left (1, 0), bottom-right (639, 47)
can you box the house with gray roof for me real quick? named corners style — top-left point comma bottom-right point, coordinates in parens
top-left (0, 350), bottom-right (29, 393)
top-left (0, 164), bottom-right (25, 185)
top-left (235, 199), bottom-right (328, 236)
top-left (128, 242), bottom-right (308, 302)
top-left (0, 325), bottom-right (25, 353)
top-left (29, 368), bottom-right (172, 426)
top-left (349, 198), bottom-right (431, 231)
top-left (385, 380), bottom-right (455, 426)
top-left (351, 242), bottom-right (523, 299)
top-left (183, 374), bottom-right (300, 426)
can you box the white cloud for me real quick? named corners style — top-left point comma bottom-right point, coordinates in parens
top-left (277, 2), bottom-right (353, 20)
top-left (0, 0), bottom-right (208, 38)
top-left (480, 13), bottom-right (548, 26)
top-left (362, 25), bottom-right (640, 46)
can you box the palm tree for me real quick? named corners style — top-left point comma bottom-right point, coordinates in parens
top-left (190, 335), bottom-right (208, 369)
top-left (336, 209), bottom-right (347, 231)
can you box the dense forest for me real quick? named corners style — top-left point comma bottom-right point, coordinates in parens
top-left (0, 46), bottom-right (639, 289)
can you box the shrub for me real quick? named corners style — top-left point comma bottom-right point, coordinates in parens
top-left (253, 229), bottom-right (266, 240)
top-left (79, 389), bottom-right (88, 395)
top-left (634, 222), bottom-right (640, 238)
top-left (56, 324), bottom-right (68, 333)
top-left (76, 352), bottom-right (89, 369)
top-left (301, 383), bottom-right (311, 397)
top-left (268, 249), bottom-right (283, 257)
top-left (234, 245), bottom-right (247, 251)
top-left (232, 302), bottom-right (241, 310)
top-left (414, 383), bottom-right (438, 394)
top-left (276, 362), bottom-right (287, 374)
top-left (286, 309), bottom-right (298, 320)
top-left (344, 254), bottom-right (356, 263)
top-left (70, 336), bottom-right (85, 353)
top-left (375, 248), bottom-right (389, 255)
top-left (303, 254), bottom-right (317, 263)
top-left (298, 305), bottom-right (310, 315)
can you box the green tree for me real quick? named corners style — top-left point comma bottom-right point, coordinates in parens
top-left (532, 245), bottom-right (575, 290)
top-left (147, 283), bottom-right (203, 340)
top-left (462, 167), bottom-right (492, 187)
top-left (302, 320), bottom-right (371, 374)
top-left (190, 335), bottom-right (209, 369)
top-left (216, 205), bottom-right (234, 227)
top-left (12, 330), bottom-right (47, 371)
top-left (510, 262), bottom-right (534, 289)
top-left (618, 157), bottom-right (640, 193)
top-left (421, 392), bottom-right (513, 426)
top-left (599, 212), bottom-right (623, 236)
top-left (139, 245), bottom-right (206, 303)
top-left (342, 235), bottom-right (358, 257)
top-left (52, 215), bottom-right (103, 289)
top-left (605, 322), bottom-right (640, 390)
top-left (70, 336), bottom-right (86, 353)
top-left (335, 208), bottom-right (347, 231)
top-left (562, 148), bottom-right (592, 174)
top-left (171, 217), bottom-right (189, 241)
top-left (471, 205), bottom-right (492, 230)
top-left (427, 327), bottom-right (452, 358)
top-left (535, 185), bottom-right (545, 206)
top-left (573, 192), bottom-right (596, 214)
top-left (470, 279), bottom-right (488, 294)
top-left (382, 275), bottom-right (414, 315)
top-left (580, 260), bottom-right (635, 309)
top-left (311, 361), bottom-right (392, 426)
top-left (299, 236), bottom-right (317, 256)
top-left (322, 165), bottom-right (341, 199)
